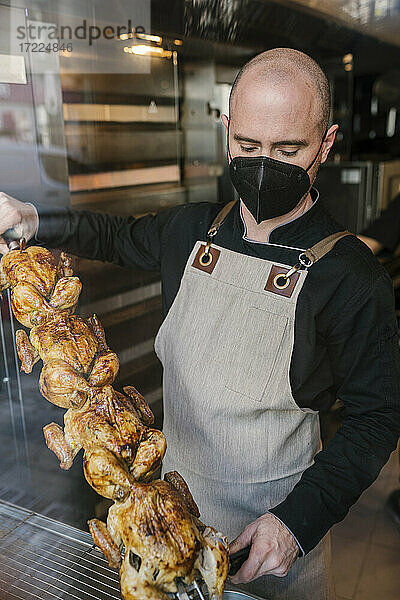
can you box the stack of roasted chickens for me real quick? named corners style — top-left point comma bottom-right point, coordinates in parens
top-left (0, 244), bottom-right (229, 600)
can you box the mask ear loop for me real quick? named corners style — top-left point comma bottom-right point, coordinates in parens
top-left (226, 118), bottom-right (233, 162)
top-left (305, 128), bottom-right (329, 172)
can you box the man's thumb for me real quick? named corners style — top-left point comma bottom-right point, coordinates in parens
top-left (229, 525), bottom-right (254, 554)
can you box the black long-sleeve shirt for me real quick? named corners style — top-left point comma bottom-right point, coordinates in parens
top-left (34, 189), bottom-right (400, 555)
top-left (362, 194), bottom-right (400, 253)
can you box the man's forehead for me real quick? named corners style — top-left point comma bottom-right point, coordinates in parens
top-left (230, 111), bottom-right (318, 143)
top-left (231, 69), bottom-right (321, 127)
top-left (230, 84), bottom-right (320, 140)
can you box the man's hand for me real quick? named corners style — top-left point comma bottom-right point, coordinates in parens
top-left (229, 513), bottom-right (299, 584)
top-left (0, 192), bottom-right (38, 255)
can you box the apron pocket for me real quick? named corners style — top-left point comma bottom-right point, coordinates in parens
top-left (220, 306), bottom-right (288, 402)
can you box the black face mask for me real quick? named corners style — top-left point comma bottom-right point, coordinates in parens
top-left (227, 122), bottom-right (326, 223)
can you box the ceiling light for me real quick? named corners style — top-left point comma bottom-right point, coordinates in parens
top-left (119, 32), bottom-right (161, 43)
top-left (123, 44), bottom-right (172, 58)
top-left (136, 33), bottom-right (162, 43)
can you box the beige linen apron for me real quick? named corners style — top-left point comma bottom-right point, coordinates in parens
top-left (155, 204), bottom-right (349, 600)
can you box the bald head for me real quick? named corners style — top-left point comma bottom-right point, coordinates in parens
top-left (230, 48), bottom-right (330, 135)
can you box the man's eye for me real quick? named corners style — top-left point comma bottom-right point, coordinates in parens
top-left (239, 146), bottom-right (257, 153)
top-left (279, 149), bottom-right (298, 157)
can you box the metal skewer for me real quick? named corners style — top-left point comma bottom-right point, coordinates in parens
top-left (176, 579), bottom-right (191, 600)
top-left (193, 579), bottom-right (206, 600)
top-left (175, 577), bottom-right (207, 600)
top-left (175, 545), bottom-right (251, 599)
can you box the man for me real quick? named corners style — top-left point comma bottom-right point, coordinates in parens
top-left (0, 49), bottom-right (399, 600)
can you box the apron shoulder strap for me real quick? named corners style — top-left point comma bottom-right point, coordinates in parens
top-left (285, 230), bottom-right (354, 281)
top-left (207, 200), bottom-right (237, 237)
top-left (303, 230), bottom-right (354, 266)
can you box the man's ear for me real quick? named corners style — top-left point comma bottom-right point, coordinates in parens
top-left (221, 113), bottom-right (229, 130)
top-left (320, 124), bottom-right (339, 163)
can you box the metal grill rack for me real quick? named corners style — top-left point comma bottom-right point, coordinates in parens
top-left (0, 500), bottom-right (121, 600)
top-left (0, 501), bottom-right (259, 600)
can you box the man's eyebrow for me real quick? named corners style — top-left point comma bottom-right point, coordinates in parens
top-left (271, 139), bottom-right (308, 148)
top-left (233, 133), bottom-right (261, 144)
top-left (233, 133), bottom-right (308, 147)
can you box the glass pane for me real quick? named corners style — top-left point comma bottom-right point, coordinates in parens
top-left (0, 0), bottom-right (183, 529)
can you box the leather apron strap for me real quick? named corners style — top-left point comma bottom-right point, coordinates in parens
top-left (207, 200), bottom-right (237, 237)
top-left (303, 230), bottom-right (353, 265)
top-left (200, 200), bottom-right (237, 264)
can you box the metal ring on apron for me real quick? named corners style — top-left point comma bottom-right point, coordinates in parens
top-left (199, 251), bottom-right (213, 266)
top-left (273, 273), bottom-right (291, 290)
top-left (199, 235), bottom-right (215, 266)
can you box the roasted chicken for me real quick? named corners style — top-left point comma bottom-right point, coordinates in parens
top-left (0, 244), bottom-right (229, 600)
top-left (43, 385), bottom-right (166, 493)
top-left (89, 471), bottom-right (229, 600)
top-left (1, 247), bottom-right (76, 327)
top-left (1, 246), bottom-right (119, 408)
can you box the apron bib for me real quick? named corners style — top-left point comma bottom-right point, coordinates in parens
top-left (155, 207), bottom-right (349, 599)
